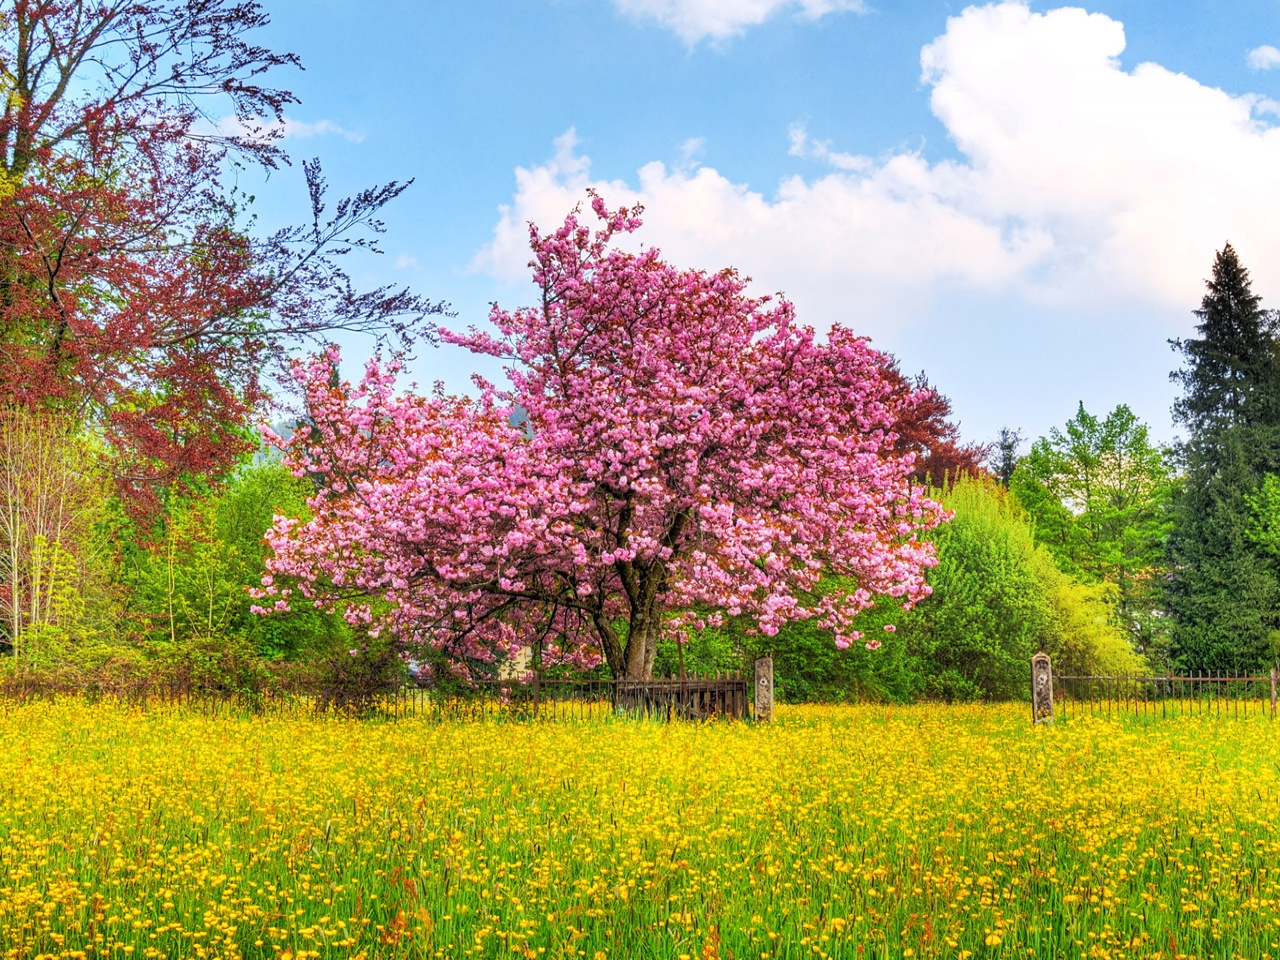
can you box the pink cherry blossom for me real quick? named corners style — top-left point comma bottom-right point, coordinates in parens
top-left (255, 194), bottom-right (945, 679)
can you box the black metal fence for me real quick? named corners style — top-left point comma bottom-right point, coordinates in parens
top-left (0, 679), bottom-right (314, 716)
top-left (0, 671), bottom-right (755, 721)
top-left (1050, 670), bottom-right (1280, 721)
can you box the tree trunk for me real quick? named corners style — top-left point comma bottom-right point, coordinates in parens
top-left (620, 604), bottom-right (662, 681)
top-left (595, 604), bottom-right (664, 681)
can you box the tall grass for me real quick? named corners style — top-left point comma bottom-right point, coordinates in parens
top-left (1, 701), bottom-right (1278, 959)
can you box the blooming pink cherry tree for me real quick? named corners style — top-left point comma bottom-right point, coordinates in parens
top-left (255, 196), bottom-right (946, 680)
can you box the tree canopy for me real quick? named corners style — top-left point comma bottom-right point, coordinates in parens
top-left (254, 197), bottom-right (946, 680)
top-left (1012, 403), bottom-right (1172, 654)
top-left (1166, 244), bottom-right (1280, 672)
top-left (0, 0), bottom-right (445, 509)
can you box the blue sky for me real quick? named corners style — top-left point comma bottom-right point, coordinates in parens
top-left (242, 0), bottom-right (1280, 451)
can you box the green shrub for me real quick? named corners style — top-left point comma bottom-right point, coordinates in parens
top-left (149, 634), bottom-right (276, 703)
top-left (904, 476), bottom-right (1146, 699)
top-left (312, 635), bottom-right (406, 714)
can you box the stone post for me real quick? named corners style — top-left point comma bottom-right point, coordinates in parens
top-left (754, 656), bottom-right (774, 722)
top-left (1031, 652), bottom-right (1054, 724)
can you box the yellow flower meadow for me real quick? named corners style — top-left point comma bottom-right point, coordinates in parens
top-left (1, 700), bottom-right (1278, 959)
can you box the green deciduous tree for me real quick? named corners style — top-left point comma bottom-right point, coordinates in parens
top-left (120, 460), bottom-right (347, 659)
top-left (1011, 403), bottom-right (1173, 655)
top-left (0, 408), bottom-right (116, 665)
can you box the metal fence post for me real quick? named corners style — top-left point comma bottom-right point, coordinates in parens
top-left (1031, 652), bottom-right (1054, 724)
top-left (754, 656), bottom-right (774, 722)
top-left (1271, 666), bottom-right (1277, 719)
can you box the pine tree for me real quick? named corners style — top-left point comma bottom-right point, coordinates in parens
top-left (991, 427), bottom-right (1023, 488)
top-left (1172, 243), bottom-right (1280, 431)
top-left (1166, 244), bottom-right (1280, 672)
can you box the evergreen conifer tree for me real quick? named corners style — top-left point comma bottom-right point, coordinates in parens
top-left (992, 427), bottom-right (1023, 488)
top-left (1167, 244), bottom-right (1280, 672)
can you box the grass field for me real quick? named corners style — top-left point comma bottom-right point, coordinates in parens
top-left (2, 701), bottom-right (1279, 960)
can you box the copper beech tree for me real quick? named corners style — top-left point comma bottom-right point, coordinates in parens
top-left (882, 367), bottom-right (990, 484)
top-left (0, 0), bottom-right (444, 510)
top-left (254, 199), bottom-right (947, 681)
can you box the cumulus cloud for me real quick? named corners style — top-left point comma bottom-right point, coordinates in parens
top-left (1248, 45), bottom-right (1280, 71)
top-left (613, 0), bottom-right (866, 44)
top-left (476, 2), bottom-right (1280, 337)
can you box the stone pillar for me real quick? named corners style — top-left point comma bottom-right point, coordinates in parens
top-left (754, 656), bottom-right (774, 722)
top-left (1031, 652), bottom-right (1054, 724)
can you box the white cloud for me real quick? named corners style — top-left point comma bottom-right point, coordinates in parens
top-left (788, 123), bottom-right (872, 171)
top-left (394, 253), bottom-right (420, 270)
top-left (1253, 97), bottom-right (1280, 118)
top-left (613, 0), bottom-right (865, 43)
top-left (278, 118), bottom-right (366, 143)
top-left (677, 136), bottom-right (706, 172)
top-left (477, 2), bottom-right (1280, 340)
top-left (1248, 44), bottom-right (1280, 71)
top-left (199, 115), bottom-right (366, 144)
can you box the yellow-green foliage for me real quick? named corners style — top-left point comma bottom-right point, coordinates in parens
top-left (911, 476), bottom-right (1145, 699)
top-left (122, 460), bottom-right (346, 661)
top-left (20, 535), bottom-right (87, 662)
top-left (1036, 556), bottom-right (1149, 678)
top-left (3, 702), bottom-right (1280, 959)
